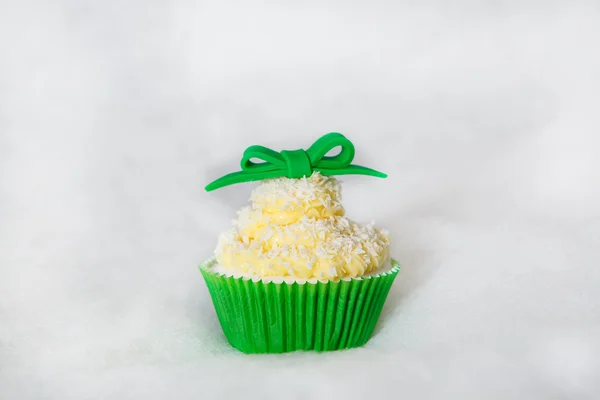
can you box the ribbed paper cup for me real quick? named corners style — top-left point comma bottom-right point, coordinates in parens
top-left (199, 258), bottom-right (400, 354)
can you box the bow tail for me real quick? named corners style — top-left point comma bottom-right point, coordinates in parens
top-left (205, 169), bottom-right (290, 192)
top-left (316, 164), bottom-right (387, 179)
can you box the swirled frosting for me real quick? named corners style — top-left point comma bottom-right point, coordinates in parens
top-left (215, 172), bottom-right (390, 280)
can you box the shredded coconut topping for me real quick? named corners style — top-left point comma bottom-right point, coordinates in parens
top-left (215, 172), bottom-right (390, 280)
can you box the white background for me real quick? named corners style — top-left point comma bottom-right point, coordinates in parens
top-left (1, 1), bottom-right (600, 399)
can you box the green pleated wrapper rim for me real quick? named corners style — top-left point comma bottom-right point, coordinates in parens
top-left (199, 258), bottom-right (400, 354)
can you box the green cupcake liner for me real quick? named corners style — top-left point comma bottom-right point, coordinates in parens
top-left (199, 258), bottom-right (400, 354)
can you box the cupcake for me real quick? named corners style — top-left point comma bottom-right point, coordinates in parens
top-left (201, 132), bottom-right (400, 353)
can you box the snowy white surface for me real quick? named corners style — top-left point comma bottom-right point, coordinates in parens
top-left (1, 1), bottom-right (600, 399)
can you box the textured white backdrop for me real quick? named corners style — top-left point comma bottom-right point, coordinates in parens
top-left (1, 1), bottom-right (600, 399)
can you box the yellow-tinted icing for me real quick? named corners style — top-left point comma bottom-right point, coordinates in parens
top-left (215, 172), bottom-right (390, 280)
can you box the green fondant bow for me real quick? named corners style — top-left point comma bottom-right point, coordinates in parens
top-left (205, 132), bottom-right (387, 192)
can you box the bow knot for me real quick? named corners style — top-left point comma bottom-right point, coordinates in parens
top-left (205, 132), bottom-right (386, 192)
top-left (281, 149), bottom-right (313, 178)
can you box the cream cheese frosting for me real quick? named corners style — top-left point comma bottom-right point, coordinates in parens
top-left (215, 172), bottom-right (390, 280)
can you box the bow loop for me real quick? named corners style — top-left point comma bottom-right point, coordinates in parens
top-left (240, 145), bottom-right (285, 173)
top-left (306, 131), bottom-right (355, 170)
top-left (205, 132), bottom-right (386, 192)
